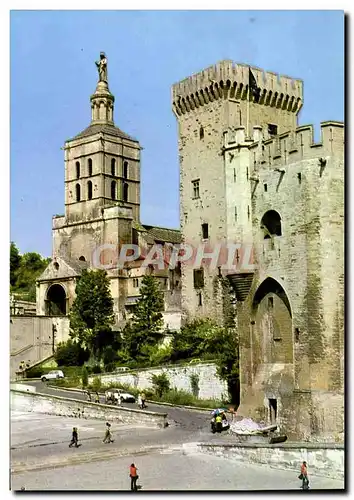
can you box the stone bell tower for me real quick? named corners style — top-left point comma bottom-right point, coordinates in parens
top-left (52, 52), bottom-right (142, 264)
top-left (63, 51), bottom-right (141, 226)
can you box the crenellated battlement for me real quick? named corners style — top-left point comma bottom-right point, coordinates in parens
top-left (172, 60), bottom-right (303, 116)
top-left (224, 121), bottom-right (344, 165)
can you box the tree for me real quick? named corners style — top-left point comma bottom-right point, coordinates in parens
top-left (131, 275), bottom-right (164, 335)
top-left (170, 319), bottom-right (217, 361)
top-left (11, 245), bottom-right (51, 301)
top-left (69, 269), bottom-right (115, 357)
top-left (121, 275), bottom-right (165, 361)
top-left (54, 339), bottom-right (90, 367)
top-left (10, 242), bottom-right (21, 286)
top-left (203, 326), bottom-right (240, 406)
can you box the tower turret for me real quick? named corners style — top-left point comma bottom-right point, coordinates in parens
top-left (90, 52), bottom-right (115, 125)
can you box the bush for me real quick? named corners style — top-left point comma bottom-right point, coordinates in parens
top-left (91, 365), bottom-right (102, 374)
top-left (151, 372), bottom-right (170, 397)
top-left (91, 376), bottom-right (102, 393)
top-left (81, 366), bottom-right (88, 387)
top-left (55, 339), bottom-right (90, 367)
top-left (189, 373), bottom-right (200, 398)
top-left (104, 362), bottom-right (116, 373)
top-left (25, 366), bottom-right (43, 378)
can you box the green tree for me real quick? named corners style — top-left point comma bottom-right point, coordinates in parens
top-left (10, 242), bottom-right (21, 286)
top-left (151, 372), bottom-right (170, 397)
top-left (54, 339), bottom-right (90, 367)
top-left (82, 366), bottom-right (89, 388)
top-left (170, 319), bottom-right (216, 361)
top-left (69, 269), bottom-right (115, 357)
top-left (11, 248), bottom-right (50, 301)
top-left (121, 275), bottom-right (165, 361)
top-left (131, 275), bottom-right (164, 335)
top-left (203, 326), bottom-right (240, 406)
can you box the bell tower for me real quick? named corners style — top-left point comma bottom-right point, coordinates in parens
top-left (64, 52), bottom-right (141, 224)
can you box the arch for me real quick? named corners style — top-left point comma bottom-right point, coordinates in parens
top-left (199, 125), bottom-right (204, 140)
top-left (87, 180), bottom-right (93, 200)
top-left (111, 180), bottom-right (116, 200)
top-left (79, 256), bottom-right (86, 261)
top-left (111, 158), bottom-right (116, 176)
top-left (76, 161), bottom-right (80, 179)
top-left (45, 284), bottom-right (67, 316)
top-left (75, 183), bottom-right (81, 202)
top-left (88, 158), bottom-right (92, 176)
top-left (123, 161), bottom-right (128, 179)
top-left (123, 182), bottom-right (128, 202)
top-left (252, 277), bottom-right (291, 318)
top-left (260, 210), bottom-right (282, 238)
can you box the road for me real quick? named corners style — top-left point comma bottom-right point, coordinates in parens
top-left (27, 381), bottom-right (213, 431)
top-left (10, 382), bottom-right (345, 491)
top-left (10, 412), bottom-right (344, 491)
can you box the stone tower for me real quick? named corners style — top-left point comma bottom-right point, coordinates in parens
top-left (172, 60), bottom-right (303, 320)
top-left (172, 60), bottom-right (344, 442)
top-left (53, 52), bottom-right (141, 264)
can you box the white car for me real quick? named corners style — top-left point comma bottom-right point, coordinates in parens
top-left (105, 389), bottom-right (136, 404)
top-left (41, 370), bottom-right (64, 382)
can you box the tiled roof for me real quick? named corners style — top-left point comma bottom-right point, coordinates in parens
top-left (142, 225), bottom-right (181, 244)
top-left (64, 257), bottom-right (90, 274)
top-left (69, 123), bottom-right (138, 143)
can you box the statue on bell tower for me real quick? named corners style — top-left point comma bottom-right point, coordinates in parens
top-left (95, 52), bottom-right (108, 83)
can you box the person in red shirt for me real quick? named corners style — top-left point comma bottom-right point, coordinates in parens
top-left (300, 461), bottom-right (309, 490)
top-left (130, 463), bottom-right (138, 491)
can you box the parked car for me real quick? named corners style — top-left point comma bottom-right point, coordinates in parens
top-left (41, 370), bottom-right (64, 382)
top-left (105, 389), bottom-right (136, 404)
top-left (114, 367), bottom-right (130, 373)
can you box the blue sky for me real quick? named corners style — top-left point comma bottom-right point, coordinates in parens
top-left (10, 10), bottom-right (344, 257)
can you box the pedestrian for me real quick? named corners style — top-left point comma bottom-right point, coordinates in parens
top-left (69, 427), bottom-right (79, 448)
top-left (129, 463), bottom-right (139, 491)
top-left (86, 390), bottom-right (92, 402)
top-left (103, 422), bottom-right (114, 443)
top-left (95, 392), bottom-right (100, 404)
top-left (141, 392), bottom-right (146, 409)
top-left (299, 461), bottom-right (310, 490)
top-left (137, 394), bottom-right (142, 409)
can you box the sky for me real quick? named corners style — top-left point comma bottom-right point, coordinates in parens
top-left (10, 10), bottom-right (344, 258)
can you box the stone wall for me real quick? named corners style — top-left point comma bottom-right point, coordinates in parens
top-left (89, 362), bottom-right (228, 401)
top-left (11, 389), bottom-right (167, 428)
top-left (10, 316), bottom-right (70, 379)
top-left (192, 442), bottom-right (344, 480)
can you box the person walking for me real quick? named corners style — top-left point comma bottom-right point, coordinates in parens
top-left (141, 392), bottom-right (146, 409)
top-left (95, 392), bottom-right (100, 404)
top-left (69, 427), bottom-right (79, 448)
top-left (129, 463), bottom-right (139, 491)
top-left (103, 422), bottom-right (114, 443)
top-left (299, 461), bottom-right (309, 490)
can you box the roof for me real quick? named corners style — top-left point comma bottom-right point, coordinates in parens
top-left (63, 257), bottom-right (90, 274)
top-left (142, 225), bottom-right (181, 244)
top-left (68, 123), bottom-right (138, 143)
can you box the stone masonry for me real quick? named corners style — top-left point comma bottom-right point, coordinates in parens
top-left (172, 60), bottom-right (344, 442)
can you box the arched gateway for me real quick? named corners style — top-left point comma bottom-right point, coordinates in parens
top-left (45, 284), bottom-right (67, 316)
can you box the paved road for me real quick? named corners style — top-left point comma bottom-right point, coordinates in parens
top-left (26, 381), bottom-right (214, 431)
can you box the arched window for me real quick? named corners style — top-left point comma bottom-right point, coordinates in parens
top-left (123, 182), bottom-right (128, 202)
top-left (87, 180), bottom-right (93, 200)
top-left (260, 210), bottom-right (282, 239)
top-left (111, 180), bottom-right (116, 200)
top-left (76, 161), bottom-right (80, 179)
top-left (111, 158), bottom-right (116, 176)
top-left (79, 256), bottom-right (86, 261)
top-left (123, 161), bottom-right (128, 179)
top-left (75, 183), bottom-right (81, 202)
top-left (88, 158), bottom-right (92, 176)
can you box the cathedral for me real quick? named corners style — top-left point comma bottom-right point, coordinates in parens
top-left (36, 53), bottom-right (181, 331)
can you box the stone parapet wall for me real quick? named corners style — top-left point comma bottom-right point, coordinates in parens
top-left (191, 442), bottom-right (344, 480)
top-left (89, 362), bottom-right (228, 401)
top-left (11, 390), bottom-right (167, 428)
